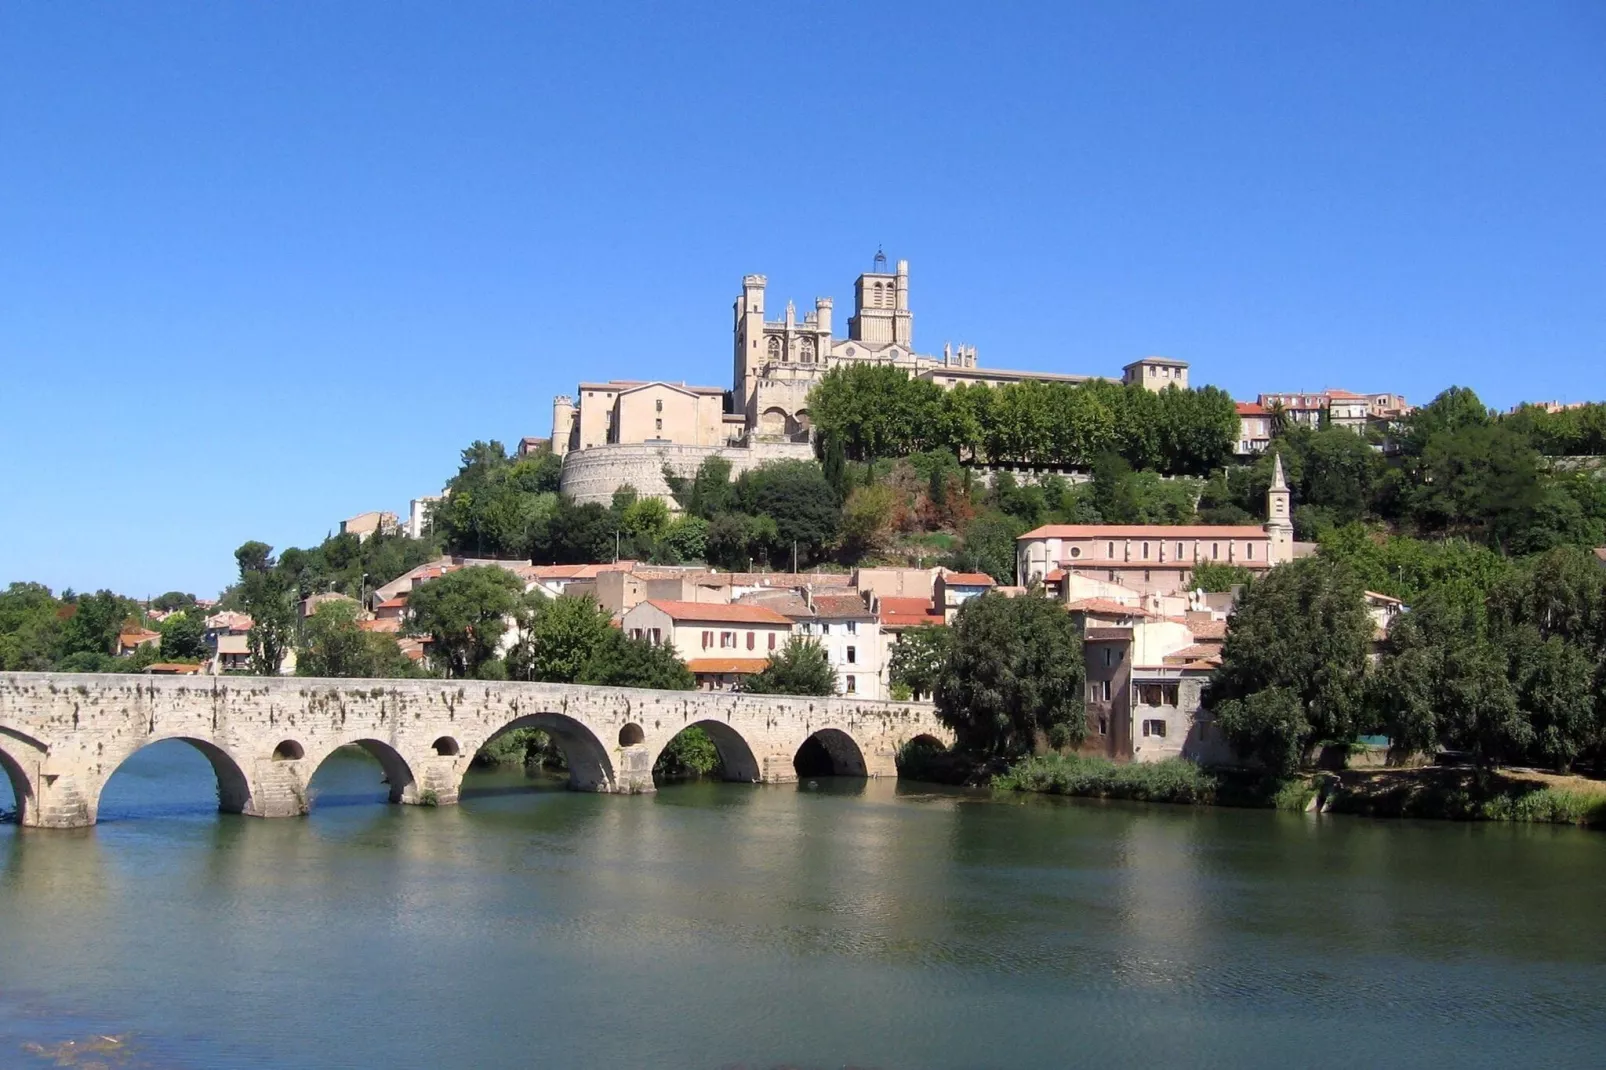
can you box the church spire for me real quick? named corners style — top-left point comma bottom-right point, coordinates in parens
top-left (1270, 451), bottom-right (1288, 492)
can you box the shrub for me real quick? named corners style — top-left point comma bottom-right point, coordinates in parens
top-left (992, 754), bottom-right (1217, 805)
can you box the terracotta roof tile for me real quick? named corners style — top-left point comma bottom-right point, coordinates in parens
top-left (877, 596), bottom-right (944, 628)
top-left (1067, 598), bottom-right (1158, 619)
top-left (1021, 524), bottom-right (1269, 540)
top-left (359, 618), bottom-right (402, 633)
top-left (686, 657), bottom-right (771, 674)
top-left (941, 572), bottom-right (997, 586)
top-left (644, 600), bottom-right (793, 625)
top-left (811, 593), bottom-right (873, 619)
top-left (1187, 620), bottom-right (1228, 640)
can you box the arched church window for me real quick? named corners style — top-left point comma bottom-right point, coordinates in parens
top-left (800, 338), bottom-right (815, 363)
top-left (768, 336), bottom-right (783, 363)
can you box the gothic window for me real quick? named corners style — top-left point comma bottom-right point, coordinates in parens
top-left (767, 337), bottom-right (781, 362)
top-left (800, 338), bottom-right (815, 363)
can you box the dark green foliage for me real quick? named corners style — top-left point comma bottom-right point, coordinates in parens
top-left (234, 543), bottom-right (295, 676)
top-left (731, 461), bottom-right (840, 568)
top-left (297, 599), bottom-right (417, 678)
top-left (505, 594), bottom-right (616, 683)
top-left (743, 637), bottom-right (837, 696)
top-left (949, 511), bottom-right (1026, 584)
top-left (993, 753), bottom-right (1218, 804)
top-left (432, 440), bottom-right (561, 558)
top-left (1205, 557), bottom-right (1373, 774)
top-left (576, 629), bottom-right (695, 690)
top-left (1190, 562), bottom-right (1253, 593)
top-left (654, 726), bottom-right (722, 779)
top-left (808, 364), bottom-right (1237, 474)
top-left (151, 591), bottom-right (198, 613)
top-left (406, 565), bottom-right (523, 678)
top-left (158, 611), bottom-right (207, 661)
top-left (935, 593), bottom-right (1086, 759)
top-left (888, 626), bottom-right (951, 701)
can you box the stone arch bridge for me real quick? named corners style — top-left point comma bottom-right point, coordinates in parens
top-left (0, 673), bottom-right (951, 829)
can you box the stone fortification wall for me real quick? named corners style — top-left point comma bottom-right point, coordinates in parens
top-left (0, 672), bottom-right (949, 827)
top-left (560, 441), bottom-right (816, 509)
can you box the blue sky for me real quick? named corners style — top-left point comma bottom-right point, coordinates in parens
top-left (2, 1), bottom-right (1603, 597)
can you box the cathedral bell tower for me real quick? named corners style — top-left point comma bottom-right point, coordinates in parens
top-left (847, 250), bottom-right (913, 347)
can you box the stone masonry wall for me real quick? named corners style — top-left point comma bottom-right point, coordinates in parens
top-left (559, 441), bottom-right (816, 510)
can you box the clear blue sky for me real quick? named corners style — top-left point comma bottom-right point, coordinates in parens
top-left (2, 1), bottom-right (1603, 598)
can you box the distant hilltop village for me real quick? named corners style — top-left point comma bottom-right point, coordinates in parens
top-left (541, 254), bottom-right (1191, 507)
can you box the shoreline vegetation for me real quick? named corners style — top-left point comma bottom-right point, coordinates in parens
top-left (895, 745), bottom-right (1606, 828)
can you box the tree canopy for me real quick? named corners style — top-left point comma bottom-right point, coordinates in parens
top-left (934, 593), bottom-right (1086, 758)
top-left (1205, 557), bottom-right (1374, 774)
top-left (743, 637), bottom-right (837, 696)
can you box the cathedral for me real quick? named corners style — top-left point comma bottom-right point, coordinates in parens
top-left (551, 253), bottom-right (1171, 457)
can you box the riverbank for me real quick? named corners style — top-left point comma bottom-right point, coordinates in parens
top-left (984, 753), bottom-right (1606, 828)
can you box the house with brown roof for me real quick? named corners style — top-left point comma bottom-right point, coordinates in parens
top-left (934, 569), bottom-right (997, 622)
top-left (1235, 401), bottom-right (1272, 455)
top-left (116, 627), bottom-right (162, 657)
top-left (619, 599), bottom-right (795, 690)
top-left (798, 590), bottom-right (883, 700)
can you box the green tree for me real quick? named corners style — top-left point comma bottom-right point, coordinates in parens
top-left (934, 593), bottom-right (1085, 758)
top-left (406, 566), bottom-right (523, 678)
top-left (1205, 557), bottom-right (1373, 773)
top-left (888, 626), bottom-right (951, 701)
top-left (951, 511), bottom-right (1025, 584)
top-left (0, 582), bottom-right (63, 671)
top-left (158, 611), bottom-right (207, 661)
top-left (744, 637), bottom-right (837, 696)
top-left (839, 483), bottom-right (899, 561)
top-left (505, 594), bottom-right (617, 683)
top-left (151, 591), bottom-right (198, 613)
top-left (298, 599), bottom-right (416, 678)
top-left (233, 543), bottom-right (294, 676)
top-left (656, 515), bottom-right (709, 564)
top-left (1190, 562), bottom-right (1253, 593)
top-left (732, 461), bottom-right (840, 567)
top-left (577, 630), bottom-right (695, 690)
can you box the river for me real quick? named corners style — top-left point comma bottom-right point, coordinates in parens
top-left (1, 742), bottom-right (1603, 1068)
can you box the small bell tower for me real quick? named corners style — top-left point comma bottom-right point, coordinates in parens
top-left (1265, 452), bottom-right (1293, 563)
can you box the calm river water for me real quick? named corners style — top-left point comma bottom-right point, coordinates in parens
top-left (2, 743), bottom-right (1605, 1069)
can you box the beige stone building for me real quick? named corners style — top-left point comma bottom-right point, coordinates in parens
top-left (1017, 455), bottom-right (1295, 594)
top-left (619, 599), bottom-right (794, 690)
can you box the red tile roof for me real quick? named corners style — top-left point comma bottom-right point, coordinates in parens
top-left (1021, 524), bottom-right (1269, 540)
top-left (1044, 568), bottom-right (1067, 583)
top-left (1187, 620), bottom-right (1228, 640)
top-left (878, 597), bottom-right (944, 628)
top-left (1067, 598), bottom-right (1158, 619)
top-left (376, 597), bottom-right (408, 609)
top-left (643, 600), bottom-right (793, 625)
top-left (686, 657), bottom-right (770, 674)
top-left (941, 572), bottom-right (997, 587)
top-left (1163, 643), bottom-right (1225, 664)
top-left (359, 618), bottom-right (402, 633)
top-left (811, 593), bottom-right (873, 619)
top-left (1235, 401), bottom-right (1270, 415)
top-left (144, 662), bottom-right (203, 674)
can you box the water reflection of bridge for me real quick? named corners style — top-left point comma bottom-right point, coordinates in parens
top-left (0, 673), bottom-right (949, 828)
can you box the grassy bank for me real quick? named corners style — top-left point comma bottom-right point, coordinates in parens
top-left (982, 753), bottom-right (1606, 828)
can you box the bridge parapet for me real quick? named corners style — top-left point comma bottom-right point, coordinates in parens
top-left (0, 673), bottom-right (951, 828)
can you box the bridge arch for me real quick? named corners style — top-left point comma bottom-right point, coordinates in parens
top-left (0, 740), bottom-right (35, 824)
top-left (88, 735), bottom-right (256, 820)
top-left (303, 738), bottom-right (419, 805)
top-left (472, 712), bottom-right (614, 793)
top-left (650, 720), bottom-right (760, 783)
top-left (794, 727), bottom-right (868, 778)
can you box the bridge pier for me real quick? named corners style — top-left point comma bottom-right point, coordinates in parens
top-left (613, 743), bottom-right (656, 794)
